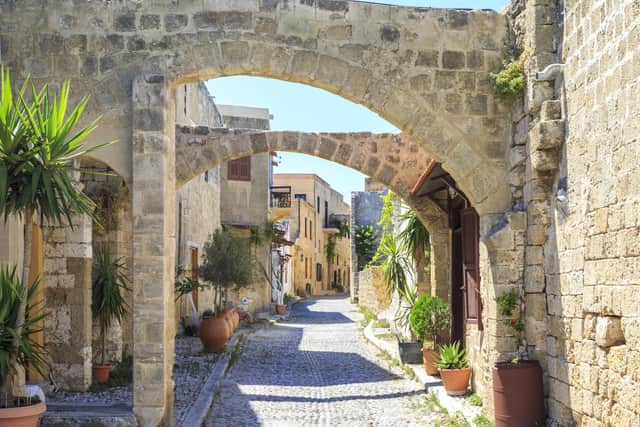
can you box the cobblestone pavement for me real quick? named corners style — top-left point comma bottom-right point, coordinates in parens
top-left (205, 296), bottom-right (427, 427)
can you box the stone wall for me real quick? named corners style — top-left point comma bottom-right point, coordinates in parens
top-left (358, 266), bottom-right (390, 316)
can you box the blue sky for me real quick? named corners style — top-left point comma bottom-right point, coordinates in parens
top-left (206, 0), bottom-right (508, 201)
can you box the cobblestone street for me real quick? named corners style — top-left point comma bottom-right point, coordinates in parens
top-left (205, 297), bottom-right (426, 426)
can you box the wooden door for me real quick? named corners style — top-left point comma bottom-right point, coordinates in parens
top-left (190, 247), bottom-right (199, 311)
top-left (461, 208), bottom-right (482, 330)
top-left (451, 228), bottom-right (465, 345)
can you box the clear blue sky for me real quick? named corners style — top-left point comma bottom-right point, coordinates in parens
top-left (206, 0), bottom-right (508, 201)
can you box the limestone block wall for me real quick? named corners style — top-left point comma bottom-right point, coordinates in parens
top-left (42, 214), bottom-right (93, 391)
top-left (542, 0), bottom-right (640, 425)
top-left (357, 266), bottom-right (389, 316)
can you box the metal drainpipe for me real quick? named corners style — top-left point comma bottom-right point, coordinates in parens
top-left (535, 63), bottom-right (565, 81)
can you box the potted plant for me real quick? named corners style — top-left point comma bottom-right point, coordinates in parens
top-left (0, 67), bottom-right (111, 425)
top-left (0, 268), bottom-right (48, 427)
top-left (92, 245), bottom-right (130, 383)
top-left (493, 290), bottom-right (544, 426)
top-left (409, 295), bottom-right (450, 375)
top-left (436, 341), bottom-right (471, 395)
top-left (199, 229), bottom-right (253, 352)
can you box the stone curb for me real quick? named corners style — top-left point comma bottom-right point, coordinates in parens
top-left (362, 320), bottom-right (482, 424)
top-left (41, 403), bottom-right (137, 427)
top-left (177, 330), bottom-right (246, 427)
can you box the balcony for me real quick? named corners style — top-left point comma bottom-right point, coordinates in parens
top-left (324, 213), bottom-right (350, 233)
top-left (270, 186), bottom-right (292, 220)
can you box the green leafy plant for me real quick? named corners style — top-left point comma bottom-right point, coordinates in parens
top-left (409, 295), bottom-right (450, 350)
top-left (490, 53), bottom-right (527, 99)
top-left (495, 289), bottom-right (525, 361)
top-left (354, 224), bottom-right (378, 269)
top-left (92, 245), bottom-right (130, 366)
top-left (398, 209), bottom-right (431, 290)
top-left (436, 341), bottom-right (468, 370)
top-left (380, 235), bottom-right (409, 297)
top-left (200, 229), bottom-right (254, 314)
top-left (0, 267), bottom-right (48, 404)
top-left (88, 180), bottom-right (129, 235)
top-left (467, 393), bottom-right (483, 407)
top-left (0, 66), bottom-right (112, 402)
top-left (368, 191), bottom-right (397, 267)
top-left (174, 265), bottom-right (208, 302)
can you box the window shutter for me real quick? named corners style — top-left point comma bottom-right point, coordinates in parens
top-left (228, 156), bottom-right (251, 181)
top-left (461, 207), bottom-right (482, 329)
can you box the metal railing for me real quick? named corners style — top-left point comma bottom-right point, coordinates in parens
top-left (270, 186), bottom-right (292, 208)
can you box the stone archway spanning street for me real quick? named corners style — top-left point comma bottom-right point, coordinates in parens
top-left (0, 1), bottom-right (523, 425)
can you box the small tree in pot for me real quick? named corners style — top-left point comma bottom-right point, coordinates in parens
top-left (91, 245), bottom-right (130, 383)
top-left (199, 229), bottom-right (253, 352)
top-left (409, 295), bottom-right (450, 376)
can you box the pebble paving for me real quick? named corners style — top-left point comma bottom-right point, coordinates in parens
top-left (205, 297), bottom-right (426, 427)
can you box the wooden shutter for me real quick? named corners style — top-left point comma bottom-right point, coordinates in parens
top-left (190, 247), bottom-right (199, 311)
top-left (227, 156), bottom-right (251, 181)
top-left (461, 207), bottom-right (482, 329)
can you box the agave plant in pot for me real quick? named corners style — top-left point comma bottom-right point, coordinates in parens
top-left (0, 67), bottom-right (111, 425)
top-left (409, 295), bottom-right (450, 376)
top-left (436, 341), bottom-right (471, 396)
top-left (199, 229), bottom-right (253, 352)
top-left (92, 245), bottom-right (130, 383)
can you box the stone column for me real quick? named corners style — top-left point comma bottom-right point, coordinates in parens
top-left (132, 74), bottom-right (176, 427)
top-left (42, 213), bottom-right (93, 391)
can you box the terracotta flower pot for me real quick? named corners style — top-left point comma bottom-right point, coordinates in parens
top-left (0, 401), bottom-right (46, 427)
top-left (199, 314), bottom-right (229, 352)
top-left (440, 367), bottom-right (472, 396)
top-left (232, 310), bottom-right (240, 329)
top-left (92, 364), bottom-right (112, 383)
top-left (276, 304), bottom-right (286, 315)
top-left (493, 360), bottom-right (545, 427)
top-left (422, 348), bottom-right (439, 376)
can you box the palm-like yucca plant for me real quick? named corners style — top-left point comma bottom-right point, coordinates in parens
top-left (398, 209), bottom-right (430, 291)
top-left (0, 267), bottom-right (47, 401)
top-left (92, 246), bottom-right (130, 366)
top-left (0, 66), bottom-right (112, 399)
top-left (380, 235), bottom-right (410, 297)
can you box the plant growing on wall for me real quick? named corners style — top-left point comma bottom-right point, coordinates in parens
top-left (200, 229), bottom-right (254, 314)
top-left (490, 52), bottom-right (528, 99)
top-left (92, 245), bottom-right (130, 369)
top-left (398, 209), bottom-right (431, 292)
top-left (0, 66), bottom-right (112, 407)
top-left (88, 180), bottom-right (129, 235)
top-left (495, 289), bottom-right (525, 362)
top-left (354, 224), bottom-right (378, 270)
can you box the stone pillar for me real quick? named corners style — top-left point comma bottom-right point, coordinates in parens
top-left (132, 74), bottom-right (176, 427)
top-left (42, 213), bottom-right (93, 391)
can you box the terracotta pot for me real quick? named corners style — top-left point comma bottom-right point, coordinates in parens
top-left (493, 360), bottom-right (545, 427)
top-left (0, 402), bottom-right (46, 427)
top-left (440, 367), bottom-right (472, 396)
top-left (232, 310), bottom-right (240, 329)
top-left (222, 310), bottom-right (234, 333)
top-left (199, 314), bottom-right (229, 352)
top-left (422, 348), bottom-right (439, 376)
top-left (92, 364), bottom-right (112, 383)
top-left (276, 304), bottom-right (286, 315)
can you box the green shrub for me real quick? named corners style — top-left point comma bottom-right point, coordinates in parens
top-left (490, 55), bottom-right (526, 99)
top-left (409, 295), bottom-right (449, 349)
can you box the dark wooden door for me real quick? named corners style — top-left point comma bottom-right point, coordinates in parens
top-left (190, 247), bottom-right (199, 311)
top-left (461, 208), bottom-right (482, 330)
top-left (451, 228), bottom-right (465, 345)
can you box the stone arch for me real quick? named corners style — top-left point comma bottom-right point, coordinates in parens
top-left (1, 0), bottom-right (511, 214)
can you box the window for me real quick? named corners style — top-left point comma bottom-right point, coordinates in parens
top-left (304, 218), bottom-right (308, 238)
top-left (317, 196), bottom-right (320, 213)
top-left (309, 220), bottom-right (313, 239)
top-left (227, 156), bottom-right (251, 181)
top-left (305, 257), bottom-right (308, 278)
top-left (316, 263), bottom-right (322, 281)
top-left (204, 170), bottom-right (209, 182)
top-left (324, 201), bottom-right (329, 227)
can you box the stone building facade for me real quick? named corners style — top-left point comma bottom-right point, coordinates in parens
top-left (1, 0), bottom-right (639, 425)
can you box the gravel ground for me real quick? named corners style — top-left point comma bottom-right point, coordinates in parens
top-left (205, 297), bottom-right (429, 427)
top-left (47, 335), bottom-right (220, 423)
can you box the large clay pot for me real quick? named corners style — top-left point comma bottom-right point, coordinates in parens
top-left (222, 309), bottom-right (234, 333)
top-left (440, 367), bottom-right (472, 396)
top-left (493, 360), bottom-right (545, 427)
top-left (422, 348), bottom-right (439, 376)
top-left (0, 402), bottom-right (46, 427)
top-left (92, 364), bottom-right (112, 383)
top-left (199, 314), bottom-right (229, 352)
top-left (232, 310), bottom-right (240, 329)
top-left (276, 304), bottom-right (286, 315)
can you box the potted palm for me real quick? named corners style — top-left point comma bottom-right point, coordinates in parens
top-left (199, 229), bottom-right (253, 352)
top-left (0, 67), bottom-right (111, 425)
top-left (91, 245), bottom-right (130, 383)
top-left (0, 268), bottom-right (48, 427)
top-left (409, 295), bottom-right (450, 375)
top-left (436, 341), bottom-right (471, 395)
